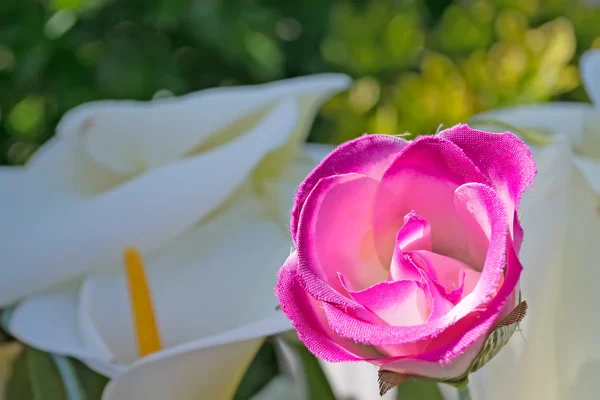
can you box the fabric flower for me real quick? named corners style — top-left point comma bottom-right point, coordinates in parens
top-left (276, 125), bottom-right (534, 394)
top-left (1, 75), bottom-right (350, 399)
top-left (319, 135), bottom-right (572, 400)
top-left (438, 49), bottom-right (600, 400)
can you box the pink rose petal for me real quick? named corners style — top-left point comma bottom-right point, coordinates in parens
top-left (291, 135), bottom-right (407, 243)
top-left (374, 136), bottom-right (490, 264)
top-left (297, 173), bottom-right (388, 296)
top-left (440, 124), bottom-right (536, 247)
top-left (276, 252), bottom-right (383, 362)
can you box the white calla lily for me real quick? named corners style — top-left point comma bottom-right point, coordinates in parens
top-left (439, 49), bottom-right (600, 400)
top-left (2, 74), bottom-right (351, 399)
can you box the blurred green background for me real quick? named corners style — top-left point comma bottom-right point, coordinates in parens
top-left (1, 0), bottom-right (600, 166)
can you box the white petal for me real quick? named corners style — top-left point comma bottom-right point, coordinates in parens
top-left (57, 74), bottom-right (350, 174)
top-left (321, 362), bottom-right (396, 400)
top-left (260, 143), bottom-right (334, 227)
top-left (581, 49), bottom-right (600, 106)
top-left (457, 137), bottom-right (573, 400)
top-left (250, 376), bottom-right (303, 400)
top-left (271, 336), bottom-right (306, 400)
top-left (24, 136), bottom-right (123, 196)
top-left (79, 193), bottom-right (291, 364)
top-left (9, 285), bottom-right (133, 379)
top-left (555, 164), bottom-right (600, 394)
top-left (572, 155), bottom-right (600, 195)
top-left (102, 314), bottom-right (291, 400)
top-left (0, 99), bottom-right (298, 307)
top-left (9, 286), bottom-right (92, 359)
top-left (472, 103), bottom-right (600, 158)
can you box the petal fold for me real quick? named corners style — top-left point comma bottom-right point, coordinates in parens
top-left (291, 135), bottom-right (408, 242)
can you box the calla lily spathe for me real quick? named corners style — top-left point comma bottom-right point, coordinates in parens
top-left (1, 74), bottom-right (351, 399)
top-left (439, 49), bottom-right (600, 400)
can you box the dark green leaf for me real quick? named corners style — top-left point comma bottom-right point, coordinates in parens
top-left (233, 339), bottom-right (279, 400)
top-left (72, 359), bottom-right (109, 399)
top-left (27, 348), bottom-right (67, 400)
top-left (5, 347), bottom-right (110, 400)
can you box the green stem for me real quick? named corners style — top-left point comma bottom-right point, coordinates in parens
top-left (458, 386), bottom-right (472, 400)
top-left (51, 354), bottom-right (86, 400)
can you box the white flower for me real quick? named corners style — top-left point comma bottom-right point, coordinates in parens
top-left (440, 49), bottom-right (600, 400)
top-left (1, 75), bottom-right (351, 399)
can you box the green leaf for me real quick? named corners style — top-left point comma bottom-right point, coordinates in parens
top-left (234, 339), bottom-right (280, 400)
top-left (4, 347), bottom-right (111, 400)
top-left (396, 378), bottom-right (445, 400)
top-left (72, 359), bottom-right (109, 399)
top-left (292, 343), bottom-right (336, 400)
top-left (27, 348), bottom-right (67, 400)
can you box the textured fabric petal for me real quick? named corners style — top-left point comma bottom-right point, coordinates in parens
top-left (347, 280), bottom-right (430, 326)
top-left (322, 183), bottom-right (509, 346)
top-left (379, 235), bottom-right (521, 379)
top-left (389, 213), bottom-right (432, 281)
top-left (276, 253), bottom-right (377, 362)
top-left (296, 173), bottom-right (388, 296)
top-left (80, 194), bottom-right (290, 364)
top-left (0, 100), bottom-right (299, 307)
top-left (380, 335), bottom-right (485, 380)
top-left (440, 124), bottom-right (536, 243)
top-left (451, 184), bottom-right (510, 311)
top-left (57, 75), bottom-right (350, 174)
top-left (390, 248), bottom-right (422, 282)
top-left (581, 49), bottom-right (600, 106)
top-left (453, 187), bottom-right (491, 270)
top-left (101, 314), bottom-right (291, 400)
top-left (440, 125), bottom-right (536, 208)
top-left (374, 136), bottom-right (489, 264)
top-left (395, 212), bottom-right (432, 253)
top-left (291, 135), bottom-right (408, 242)
top-left (412, 250), bottom-right (481, 299)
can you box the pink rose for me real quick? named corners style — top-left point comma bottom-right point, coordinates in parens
top-left (276, 125), bottom-right (535, 391)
